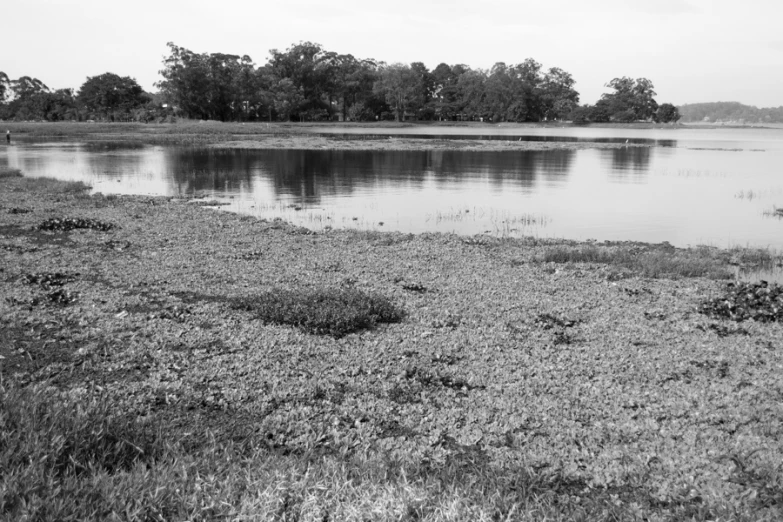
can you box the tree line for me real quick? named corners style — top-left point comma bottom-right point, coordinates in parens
top-left (0, 42), bottom-right (680, 123)
top-left (678, 102), bottom-right (783, 124)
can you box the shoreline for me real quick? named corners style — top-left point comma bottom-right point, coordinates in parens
top-left (2, 120), bottom-right (777, 150)
top-left (2, 172), bottom-right (782, 518)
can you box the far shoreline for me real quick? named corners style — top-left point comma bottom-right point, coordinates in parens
top-left (2, 120), bottom-right (780, 151)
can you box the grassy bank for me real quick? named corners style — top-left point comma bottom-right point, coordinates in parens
top-left (1, 121), bottom-right (659, 150)
top-left (1, 174), bottom-right (782, 520)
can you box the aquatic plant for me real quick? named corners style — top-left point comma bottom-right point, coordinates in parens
top-left (234, 287), bottom-right (405, 337)
top-left (700, 280), bottom-right (783, 322)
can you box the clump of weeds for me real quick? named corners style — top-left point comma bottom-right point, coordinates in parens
top-left (234, 287), bottom-right (405, 337)
top-left (540, 243), bottom-right (733, 279)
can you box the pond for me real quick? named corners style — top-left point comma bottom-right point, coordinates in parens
top-left (2, 127), bottom-right (783, 250)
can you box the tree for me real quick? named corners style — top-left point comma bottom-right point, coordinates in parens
top-left (78, 73), bottom-right (147, 120)
top-left (3, 76), bottom-right (51, 121)
top-left (430, 63), bottom-right (458, 120)
top-left (268, 42), bottom-right (332, 120)
top-left (374, 63), bottom-right (420, 121)
top-left (158, 43), bottom-right (262, 121)
top-left (655, 103), bottom-right (680, 123)
top-left (600, 77), bottom-right (658, 121)
top-left (456, 68), bottom-right (486, 120)
top-left (271, 78), bottom-right (305, 121)
top-left (409, 62), bottom-right (434, 119)
top-left (0, 72), bottom-right (9, 103)
top-left (540, 67), bottom-right (579, 120)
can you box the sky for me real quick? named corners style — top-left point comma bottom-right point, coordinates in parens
top-left (2, 0), bottom-right (782, 107)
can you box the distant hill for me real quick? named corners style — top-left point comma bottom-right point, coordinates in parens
top-left (678, 102), bottom-right (783, 123)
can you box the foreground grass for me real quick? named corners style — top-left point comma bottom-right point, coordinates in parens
top-left (0, 387), bottom-right (751, 521)
top-left (2, 174), bottom-right (782, 520)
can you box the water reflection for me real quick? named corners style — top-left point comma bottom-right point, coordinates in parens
top-left (162, 148), bottom-right (576, 203)
top-left (604, 146), bottom-right (653, 182)
top-left (3, 131), bottom-right (783, 249)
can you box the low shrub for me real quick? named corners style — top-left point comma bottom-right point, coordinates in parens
top-left (235, 287), bottom-right (405, 337)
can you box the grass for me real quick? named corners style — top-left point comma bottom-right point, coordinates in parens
top-left (234, 287), bottom-right (406, 337)
top-left (539, 243), bottom-right (783, 281)
top-left (4, 172), bottom-right (783, 520)
top-left (540, 244), bottom-right (734, 279)
top-left (1, 387), bottom-right (755, 521)
top-left (0, 166), bottom-right (23, 178)
top-left (8, 176), bottom-right (92, 194)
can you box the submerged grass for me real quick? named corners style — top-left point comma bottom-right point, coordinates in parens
top-left (234, 287), bottom-right (405, 337)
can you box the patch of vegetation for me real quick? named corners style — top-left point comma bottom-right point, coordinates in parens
top-left (22, 271), bottom-right (79, 288)
top-left (0, 387), bottom-right (168, 519)
top-left (0, 166), bottom-right (23, 178)
top-left (700, 281), bottom-right (783, 322)
top-left (0, 385), bottom-right (760, 522)
top-left (15, 176), bottom-right (92, 194)
top-left (38, 217), bottom-right (116, 232)
top-left (234, 287), bottom-right (405, 337)
top-left (540, 244), bottom-right (733, 279)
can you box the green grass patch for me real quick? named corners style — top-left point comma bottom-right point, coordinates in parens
top-left (234, 287), bottom-right (405, 337)
top-left (540, 244), bottom-right (734, 279)
top-left (0, 387), bottom-right (757, 521)
top-left (15, 176), bottom-right (92, 194)
top-left (0, 166), bottom-right (23, 178)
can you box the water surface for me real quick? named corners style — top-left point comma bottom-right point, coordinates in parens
top-left (3, 127), bottom-right (783, 249)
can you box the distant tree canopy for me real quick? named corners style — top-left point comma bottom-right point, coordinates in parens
top-left (677, 102), bottom-right (783, 123)
top-left (569, 77), bottom-right (678, 124)
top-left (154, 42), bottom-right (580, 123)
top-left (0, 70), bottom-right (166, 122)
top-left (1, 44), bottom-right (688, 125)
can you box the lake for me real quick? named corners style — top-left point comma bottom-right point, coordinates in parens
top-left (3, 127), bottom-right (783, 250)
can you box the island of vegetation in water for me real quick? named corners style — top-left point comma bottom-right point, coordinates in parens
top-left (1, 165), bottom-right (782, 520)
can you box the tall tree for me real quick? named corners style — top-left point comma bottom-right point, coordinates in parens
top-left (0, 72), bottom-right (9, 102)
top-left (655, 103), bottom-right (680, 123)
top-left (601, 77), bottom-right (658, 121)
top-left (78, 73), bottom-right (147, 119)
top-left (268, 42), bottom-right (332, 120)
top-left (540, 67), bottom-right (579, 120)
top-left (374, 63), bottom-right (420, 121)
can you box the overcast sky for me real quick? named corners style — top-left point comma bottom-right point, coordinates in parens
top-left (3, 0), bottom-right (782, 107)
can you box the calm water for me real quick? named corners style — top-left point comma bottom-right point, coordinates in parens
top-left (3, 127), bottom-right (783, 249)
